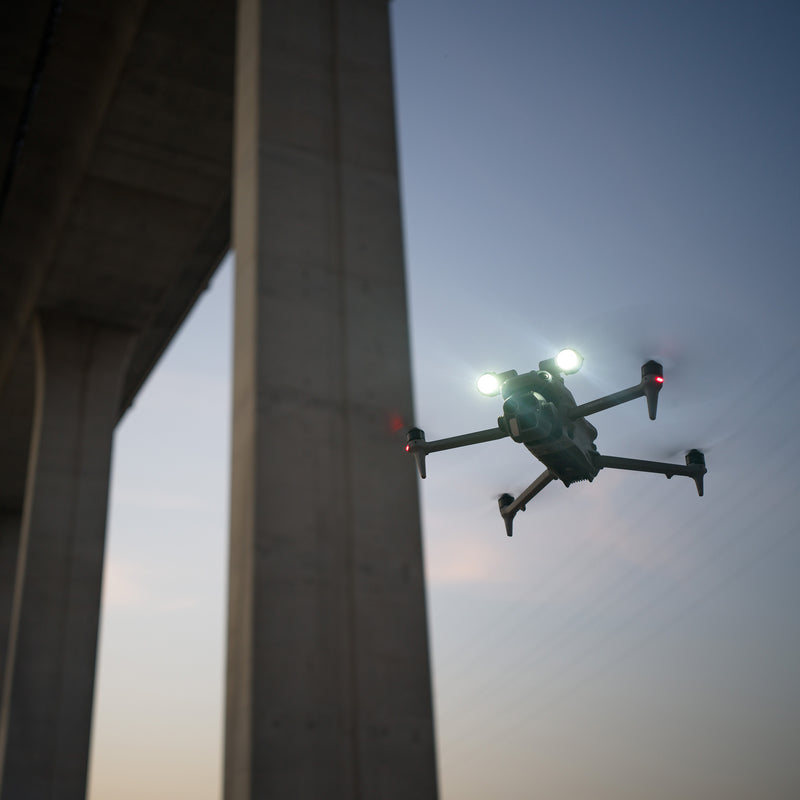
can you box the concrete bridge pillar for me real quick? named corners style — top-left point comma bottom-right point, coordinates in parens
top-left (225, 0), bottom-right (437, 797)
top-left (0, 514), bottom-right (20, 700)
top-left (0, 314), bottom-right (133, 800)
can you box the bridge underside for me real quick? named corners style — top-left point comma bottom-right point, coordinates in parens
top-left (0, 0), bottom-right (235, 507)
top-left (0, 1), bottom-right (436, 798)
top-left (0, 2), bottom-right (235, 795)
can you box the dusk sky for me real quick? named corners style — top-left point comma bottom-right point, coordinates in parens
top-left (89, 2), bottom-right (799, 798)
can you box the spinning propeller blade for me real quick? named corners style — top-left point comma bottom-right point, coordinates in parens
top-left (405, 427), bottom-right (427, 479)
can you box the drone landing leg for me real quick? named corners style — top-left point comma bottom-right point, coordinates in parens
top-left (595, 452), bottom-right (706, 496)
top-left (498, 469), bottom-right (555, 537)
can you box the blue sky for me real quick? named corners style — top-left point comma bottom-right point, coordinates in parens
top-left (89, 2), bottom-right (799, 798)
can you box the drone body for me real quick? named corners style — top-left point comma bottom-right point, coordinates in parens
top-left (497, 367), bottom-right (601, 486)
top-left (406, 350), bottom-right (706, 536)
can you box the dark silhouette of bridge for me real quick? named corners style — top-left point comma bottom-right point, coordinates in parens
top-left (0, 2), bottom-right (436, 797)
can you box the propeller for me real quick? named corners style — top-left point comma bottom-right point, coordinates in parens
top-left (567, 301), bottom-right (745, 409)
top-left (405, 427), bottom-right (427, 478)
top-left (497, 493), bottom-right (517, 537)
top-left (652, 432), bottom-right (732, 462)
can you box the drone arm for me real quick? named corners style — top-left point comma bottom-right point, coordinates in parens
top-left (569, 361), bottom-right (664, 420)
top-left (418, 426), bottom-right (509, 453)
top-left (405, 426), bottom-right (509, 478)
top-left (498, 469), bottom-right (556, 537)
top-left (568, 383), bottom-right (645, 418)
top-left (595, 451), bottom-right (706, 496)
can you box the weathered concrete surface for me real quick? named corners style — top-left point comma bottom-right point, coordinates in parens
top-left (0, 516), bottom-right (20, 701)
top-left (0, 0), bottom-right (236, 512)
top-left (0, 314), bottom-right (134, 800)
top-left (0, 7), bottom-right (235, 792)
top-left (1, 1), bottom-right (437, 797)
top-left (226, 0), bottom-right (437, 798)
top-left (0, 335), bottom-right (34, 516)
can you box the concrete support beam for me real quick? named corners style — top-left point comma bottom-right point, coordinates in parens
top-left (0, 314), bottom-right (133, 800)
top-left (0, 514), bottom-right (21, 701)
top-left (225, 1), bottom-right (437, 798)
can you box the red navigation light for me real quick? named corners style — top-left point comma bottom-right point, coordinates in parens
top-left (405, 444), bottom-right (410, 452)
top-left (655, 376), bottom-right (664, 384)
top-left (389, 412), bottom-right (405, 433)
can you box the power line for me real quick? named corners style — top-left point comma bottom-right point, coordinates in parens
top-left (441, 425), bottom-right (800, 760)
top-left (432, 346), bottom-right (800, 691)
top-left (438, 376), bottom-right (798, 756)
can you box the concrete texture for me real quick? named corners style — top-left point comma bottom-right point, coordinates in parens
top-left (226, 1), bottom-right (437, 797)
top-left (0, 6), bottom-right (235, 785)
top-left (0, 315), bottom-right (134, 800)
top-left (1, 1), bottom-right (438, 796)
top-left (0, 0), bottom-right (236, 514)
top-left (0, 516), bottom-right (20, 701)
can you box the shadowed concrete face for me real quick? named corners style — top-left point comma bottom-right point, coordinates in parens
top-left (0, 516), bottom-right (20, 700)
top-left (0, 339), bottom-right (33, 696)
top-left (0, 0), bottom-right (234, 452)
top-left (226, 0), bottom-right (437, 797)
top-left (0, 314), bottom-right (134, 800)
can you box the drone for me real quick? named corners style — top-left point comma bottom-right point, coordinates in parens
top-left (405, 348), bottom-right (707, 537)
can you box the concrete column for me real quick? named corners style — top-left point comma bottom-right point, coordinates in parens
top-left (0, 514), bottom-right (21, 701)
top-left (226, 1), bottom-right (437, 798)
top-left (0, 314), bottom-right (133, 800)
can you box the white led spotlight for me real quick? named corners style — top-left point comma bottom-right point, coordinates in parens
top-left (476, 372), bottom-right (502, 396)
top-left (555, 348), bottom-right (583, 374)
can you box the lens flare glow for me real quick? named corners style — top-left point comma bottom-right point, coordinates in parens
top-left (477, 373), bottom-right (501, 396)
top-left (555, 348), bottom-right (583, 374)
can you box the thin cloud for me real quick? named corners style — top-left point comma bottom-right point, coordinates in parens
top-left (102, 559), bottom-right (148, 609)
top-left (425, 529), bottom-right (513, 586)
top-left (102, 558), bottom-right (200, 613)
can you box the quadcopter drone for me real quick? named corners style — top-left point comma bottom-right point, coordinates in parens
top-left (405, 349), bottom-right (707, 537)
